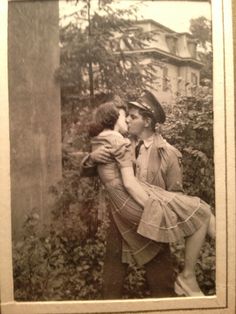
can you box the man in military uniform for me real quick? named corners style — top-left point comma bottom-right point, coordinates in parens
top-left (80, 91), bottom-right (183, 299)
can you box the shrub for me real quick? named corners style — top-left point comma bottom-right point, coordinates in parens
top-left (13, 160), bottom-right (107, 301)
top-left (162, 88), bottom-right (214, 207)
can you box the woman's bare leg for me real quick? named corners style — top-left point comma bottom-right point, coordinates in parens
top-left (179, 216), bottom-right (210, 292)
top-left (208, 213), bottom-right (216, 239)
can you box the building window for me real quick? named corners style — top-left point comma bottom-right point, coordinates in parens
top-left (166, 35), bottom-right (177, 54)
top-left (191, 72), bottom-right (198, 86)
top-left (191, 72), bottom-right (198, 95)
top-left (162, 66), bottom-right (169, 91)
top-left (187, 40), bottom-right (197, 59)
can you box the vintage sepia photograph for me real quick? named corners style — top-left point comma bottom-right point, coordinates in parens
top-left (0, 0), bottom-right (235, 313)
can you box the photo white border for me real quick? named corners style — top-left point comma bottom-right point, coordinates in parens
top-left (0, 0), bottom-right (235, 313)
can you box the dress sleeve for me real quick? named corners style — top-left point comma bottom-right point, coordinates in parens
top-left (111, 137), bottom-right (133, 168)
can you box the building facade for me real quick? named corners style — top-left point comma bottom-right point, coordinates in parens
top-left (120, 19), bottom-right (203, 105)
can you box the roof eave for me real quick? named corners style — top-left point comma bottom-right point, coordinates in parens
top-left (117, 48), bottom-right (204, 68)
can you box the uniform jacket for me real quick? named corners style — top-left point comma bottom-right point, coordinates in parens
top-left (144, 134), bottom-right (183, 192)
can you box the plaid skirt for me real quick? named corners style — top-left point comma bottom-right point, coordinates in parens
top-left (106, 181), bottom-right (211, 244)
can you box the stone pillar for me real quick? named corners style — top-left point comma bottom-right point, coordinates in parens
top-left (8, 0), bottom-right (61, 239)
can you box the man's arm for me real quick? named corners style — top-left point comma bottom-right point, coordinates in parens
top-left (79, 145), bottom-right (112, 177)
top-left (165, 148), bottom-right (184, 192)
top-left (120, 166), bottom-right (149, 207)
top-left (80, 153), bottom-right (98, 177)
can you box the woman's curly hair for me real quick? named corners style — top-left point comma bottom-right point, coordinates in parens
top-left (89, 101), bottom-right (119, 137)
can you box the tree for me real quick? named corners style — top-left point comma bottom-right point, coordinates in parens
top-left (190, 16), bottom-right (212, 49)
top-left (189, 16), bottom-right (212, 82)
top-left (57, 0), bottom-right (160, 101)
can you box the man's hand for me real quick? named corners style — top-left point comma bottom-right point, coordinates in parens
top-left (90, 145), bottom-right (111, 164)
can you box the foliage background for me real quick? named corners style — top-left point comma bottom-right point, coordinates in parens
top-left (13, 1), bottom-right (215, 301)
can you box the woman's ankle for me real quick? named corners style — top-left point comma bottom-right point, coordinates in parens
top-left (179, 271), bottom-right (195, 280)
top-left (178, 272), bottom-right (202, 292)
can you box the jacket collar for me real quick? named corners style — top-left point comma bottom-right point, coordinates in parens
top-left (143, 134), bottom-right (154, 149)
top-left (153, 133), bottom-right (167, 149)
top-left (130, 133), bottom-right (167, 149)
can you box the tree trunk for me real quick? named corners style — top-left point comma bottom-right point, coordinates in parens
top-left (87, 0), bottom-right (94, 98)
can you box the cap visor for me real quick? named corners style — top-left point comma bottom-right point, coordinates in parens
top-left (128, 101), bottom-right (146, 110)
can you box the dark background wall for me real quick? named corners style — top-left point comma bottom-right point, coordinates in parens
top-left (8, 0), bottom-right (61, 239)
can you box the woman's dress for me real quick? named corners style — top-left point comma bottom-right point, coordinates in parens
top-left (92, 130), bottom-right (211, 246)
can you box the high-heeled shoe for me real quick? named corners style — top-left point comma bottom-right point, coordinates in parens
top-left (174, 276), bottom-right (204, 297)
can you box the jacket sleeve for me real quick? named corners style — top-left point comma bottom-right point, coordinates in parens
top-left (165, 148), bottom-right (184, 192)
top-left (79, 153), bottom-right (98, 177)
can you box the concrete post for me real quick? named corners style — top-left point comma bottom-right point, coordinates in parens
top-left (8, 0), bottom-right (62, 239)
